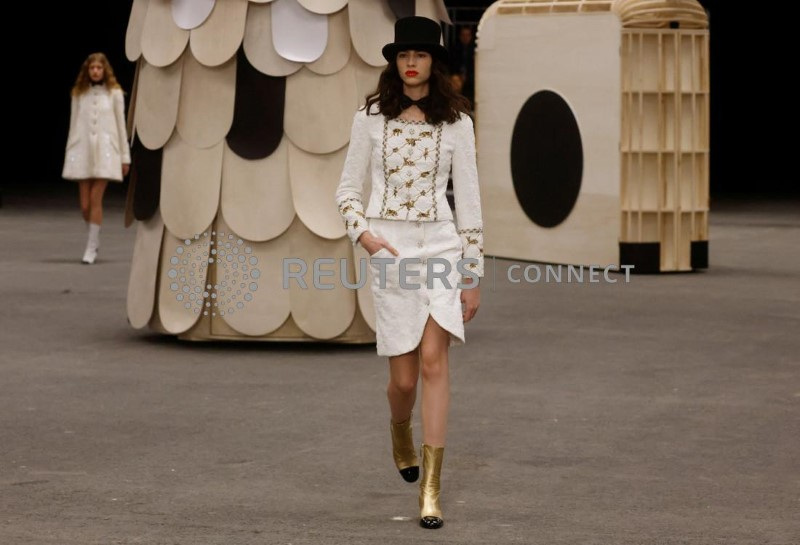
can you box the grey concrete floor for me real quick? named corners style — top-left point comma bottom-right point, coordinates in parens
top-left (1, 187), bottom-right (798, 545)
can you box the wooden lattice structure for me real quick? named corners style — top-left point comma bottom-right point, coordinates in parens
top-left (618, 0), bottom-right (709, 270)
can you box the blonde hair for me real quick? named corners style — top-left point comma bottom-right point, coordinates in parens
top-left (71, 52), bottom-right (122, 96)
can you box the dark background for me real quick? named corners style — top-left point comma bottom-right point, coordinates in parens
top-left (11, 0), bottom-right (794, 202)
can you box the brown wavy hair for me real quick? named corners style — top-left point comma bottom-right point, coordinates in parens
top-left (364, 56), bottom-right (470, 124)
top-left (71, 52), bottom-right (123, 96)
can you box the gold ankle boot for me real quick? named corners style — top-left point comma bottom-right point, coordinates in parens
top-left (390, 414), bottom-right (419, 482)
top-left (418, 443), bottom-right (444, 529)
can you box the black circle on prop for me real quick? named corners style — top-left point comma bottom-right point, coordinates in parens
top-left (510, 91), bottom-right (583, 228)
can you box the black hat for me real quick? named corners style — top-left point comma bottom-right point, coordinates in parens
top-left (382, 16), bottom-right (448, 64)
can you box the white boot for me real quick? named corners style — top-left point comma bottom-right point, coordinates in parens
top-left (82, 223), bottom-right (101, 264)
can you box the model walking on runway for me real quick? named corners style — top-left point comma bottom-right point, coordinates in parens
top-left (62, 52), bottom-right (131, 264)
top-left (335, 16), bottom-right (485, 529)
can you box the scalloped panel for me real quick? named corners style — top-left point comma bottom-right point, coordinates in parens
top-left (172, 0), bottom-right (215, 30)
top-left (416, 0), bottom-right (451, 25)
top-left (227, 49), bottom-right (285, 160)
top-left (141, 0), bottom-right (189, 68)
top-left (190, 0), bottom-right (248, 67)
top-left (157, 227), bottom-right (212, 334)
top-left (125, 62), bottom-right (140, 228)
top-left (127, 211), bottom-right (165, 329)
top-left (134, 58), bottom-right (182, 151)
top-left (307, 6), bottom-right (351, 75)
top-left (125, 160), bottom-right (137, 228)
top-left (352, 53), bottom-right (383, 107)
top-left (298, 0), bottom-right (348, 15)
top-left (243, 1), bottom-right (302, 77)
top-left (214, 214), bottom-right (292, 336)
top-left (161, 133), bottom-right (223, 240)
top-left (287, 217), bottom-right (357, 339)
top-left (272, 0), bottom-right (328, 63)
top-left (176, 53), bottom-right (236, 149)
top-left (349, 0), bottom-right (394, 67)
top-left (284, 63), bottom-right (357, 154)
top-left (126, 0), bottom-right (150, 61)
top-left (287, 141), bottom-right (346, 240)
top-left (127, 58), bottom-right (142, 139)
top-left (220, 139), bottom-right (295, 242)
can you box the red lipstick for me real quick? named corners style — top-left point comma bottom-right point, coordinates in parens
top-left (405, 70), bottom-right (418, 77)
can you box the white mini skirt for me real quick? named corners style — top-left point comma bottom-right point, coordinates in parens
top-left (366, 217), bottom-right (466, 357)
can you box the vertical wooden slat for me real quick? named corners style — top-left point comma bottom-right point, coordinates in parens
top-left (689, 34), bottom-right (697, 238)
top-left (636, 32), bottom-right (644, 241)
top-left (621, 31), bottom-right (628, 240)
top-left (672, 31), bottom-right (681, 269)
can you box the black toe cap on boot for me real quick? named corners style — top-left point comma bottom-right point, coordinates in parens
top-left (400, 466), bottom-right (419, 482)
top-left (420, 516), bottom-right (443, 529)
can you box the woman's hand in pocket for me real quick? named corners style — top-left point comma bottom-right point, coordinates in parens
top-left (358, 231), bottom-right (399, 257)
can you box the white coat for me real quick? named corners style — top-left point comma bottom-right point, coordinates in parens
top-left (62, 84), bottom-right (131, 182)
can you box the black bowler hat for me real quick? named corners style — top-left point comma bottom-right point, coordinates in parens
top-left (382, 16), bottom-right (448, 64)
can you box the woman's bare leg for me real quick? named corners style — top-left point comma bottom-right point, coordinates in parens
top-left (418, 315), bottom-right (451, 447)
top-left (78, 180), bottom-right (92, 222)
top-left (387, 349), bottom-right (420, 423)
top-left (88, 179), bottom-right (108, 225)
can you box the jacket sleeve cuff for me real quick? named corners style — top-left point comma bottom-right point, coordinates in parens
top-left (458, 226), bottom-right (484, 278)
top-left (338, 197), bottom-right (368, 246)
top-left (350, 224), bottom-right (369, 247)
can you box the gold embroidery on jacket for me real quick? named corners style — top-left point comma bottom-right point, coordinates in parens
top-left (456, 227), bottom-right (484, 271)
top-left (381, 118), bottom-right (443, 221)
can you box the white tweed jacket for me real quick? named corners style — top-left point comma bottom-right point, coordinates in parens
top-left (334, 104), bottom-right (485, 276)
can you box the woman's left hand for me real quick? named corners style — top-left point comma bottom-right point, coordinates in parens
top-left (460, 278), bottom-right (480, 322)
top-left (122, 163), bottom-right (130, 177)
